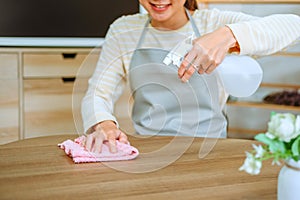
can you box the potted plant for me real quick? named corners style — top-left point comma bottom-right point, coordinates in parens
top-left (239, 112), bottom-right (300, 200)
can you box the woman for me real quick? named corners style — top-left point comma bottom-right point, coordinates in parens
top-left (82, 0), bottom-right (300, 153)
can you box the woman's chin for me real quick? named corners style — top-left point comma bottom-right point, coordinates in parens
top-left (149, 12), bottom-right (173, 24)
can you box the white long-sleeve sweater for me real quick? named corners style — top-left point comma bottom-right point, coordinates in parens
top-left (82, 8), bottom-right (300, 134)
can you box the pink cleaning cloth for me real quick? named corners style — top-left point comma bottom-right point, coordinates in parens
top-left (58, 136), bottom-right (139, 163)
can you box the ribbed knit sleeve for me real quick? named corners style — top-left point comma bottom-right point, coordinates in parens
top-left (225, 12), bottom-right (300, 55)
top-left (81, 18), bottom-right (127, 134)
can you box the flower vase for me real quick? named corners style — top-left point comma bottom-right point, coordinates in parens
top-left (278, 159), bottom-right (300, 200)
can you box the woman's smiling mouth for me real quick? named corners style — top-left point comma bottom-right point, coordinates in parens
top-left (150, 3), bottom-right (171, 12)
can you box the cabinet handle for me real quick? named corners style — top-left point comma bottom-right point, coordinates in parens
top-left (62, 77), bottom-right (76, 83)
top-left (62, 53), bottom-right (77, 59)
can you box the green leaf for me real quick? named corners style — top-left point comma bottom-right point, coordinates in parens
top-left (254, 133), bottom-right (272, 145)
top-left (255, 134), bottom-right (286, 154)
top-left (269, 140), bottom-right (286, 154)
top-left (255, 134), bottom-right (274, 146)
top-left (291, 137), bottom-right (300, 157)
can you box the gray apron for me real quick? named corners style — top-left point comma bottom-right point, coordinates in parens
top-left (129, 10), bottom-right (226, 138)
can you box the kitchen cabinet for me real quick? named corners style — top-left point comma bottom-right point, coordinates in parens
top-left (0, 47), bottom-right (101, 142)
top-left (0, 53), bottom-right (19, 144)
top-left (0, 45), bottom-right (135, 143)
top-left (23, 49), bottom-right (99, 138)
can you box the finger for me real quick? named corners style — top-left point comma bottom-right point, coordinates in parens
top-left (196, 57), bottom-right (214, 74)
top-left (198, 65), bottom-right (205, 74)
top-left (205, 63), bottom-right (217, 74)
top-left (107, 134), bottom-right (117, 153)
top-left (191, 54), bottom-right (206, 74)
top-left (93, 135), bottom-right (104, 154)
top-left (206, 54), bottom-right (225, 74)
top-left (181, 64), bottom-right (196, 82)
top-left (178, 49), bottom-right (197, 78)
top-left (118, 132), bottom-right (129, 144)
top-left (202, 56), bottom-right (217, 73)
top-left (195, 52), bottom-right (211, 71)
top-left (85, 133), bottom-right (95, 152)
top-left (178, 64), bottom-right (186, 79)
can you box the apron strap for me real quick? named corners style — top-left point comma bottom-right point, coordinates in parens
top-left (136, 8), bottom-right (201, 49)
top-left (185, 8), bottom-right (201, 38)
top-left (135, 17), bottom-right (151, 49)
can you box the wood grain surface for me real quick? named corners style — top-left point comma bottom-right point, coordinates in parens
top-left (0, 135), bottom-right (280, 200)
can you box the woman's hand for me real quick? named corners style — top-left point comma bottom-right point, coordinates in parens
top-left (178, 26), bottom-right (239, 82)
top-left (85, 120), bottom-right (129, 153)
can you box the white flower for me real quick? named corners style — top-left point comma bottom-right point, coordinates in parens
top-left (267, 113), bottom-right (299, 142)
top-left (239, 152), bottom-right (262, 175)
top-left (252, 144), bottom-right (265, 158)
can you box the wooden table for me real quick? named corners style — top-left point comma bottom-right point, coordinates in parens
top-left (0, 135), bottom-right (280, 200)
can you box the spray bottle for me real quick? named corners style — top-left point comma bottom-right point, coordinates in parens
top-left (163, 36), bottom-right (263, 97)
